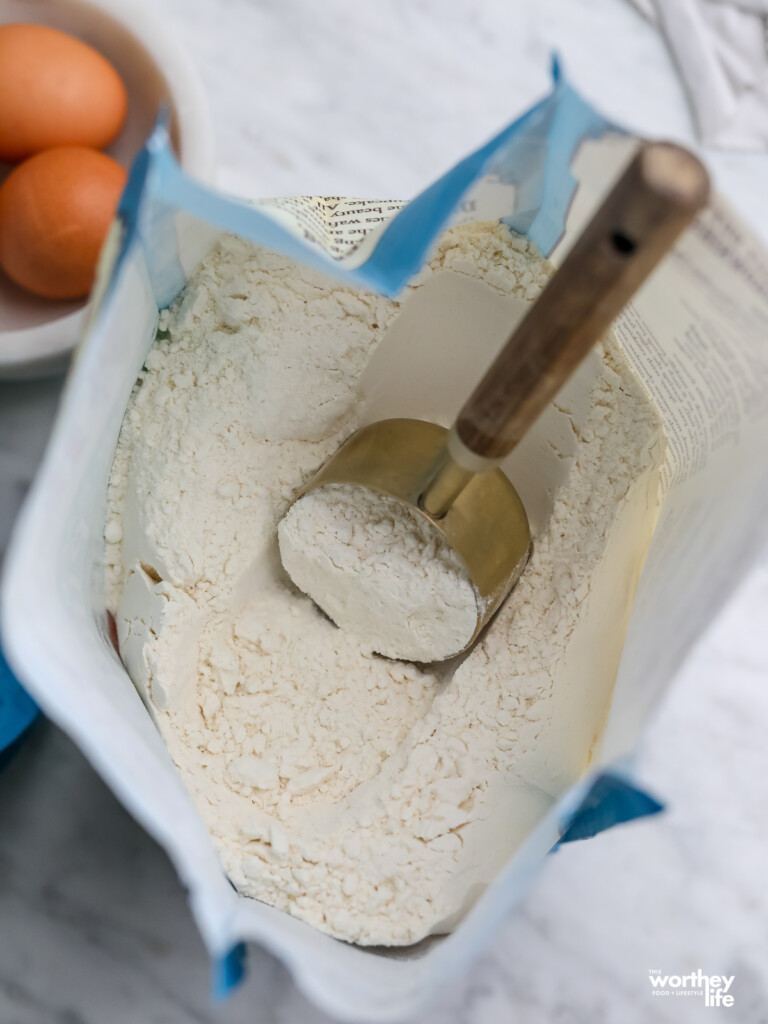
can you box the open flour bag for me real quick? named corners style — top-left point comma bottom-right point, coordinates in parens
top-left (3, 60), bottom-right (768, 1021)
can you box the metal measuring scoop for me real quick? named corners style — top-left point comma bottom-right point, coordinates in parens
top-left (282, 142), bottom-right (710, 660)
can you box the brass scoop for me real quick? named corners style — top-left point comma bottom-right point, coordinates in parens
top-left (282, 142), bottom-right (710, 659)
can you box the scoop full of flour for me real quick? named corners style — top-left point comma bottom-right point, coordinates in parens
top-left (277, 482), bottom-right (479, 661)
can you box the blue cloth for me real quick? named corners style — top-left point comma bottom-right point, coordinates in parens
top-left (213, 942), bottom-right (247, 1000)
top-left (0, 640), bottom-right (38, 766)
top-left (558, 772), bottom-right (664, 845)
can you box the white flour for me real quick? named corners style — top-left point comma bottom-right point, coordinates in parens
top-left (278, 484), bottom-right (479, 661)
top-left (106, 223), bottom-right (665, 946)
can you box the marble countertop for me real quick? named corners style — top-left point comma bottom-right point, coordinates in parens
top-left (2, 0), bottom-right (768, 1021)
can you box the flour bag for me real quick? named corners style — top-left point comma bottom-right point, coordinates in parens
top-left (3, 61), bottom-right (768, 1022)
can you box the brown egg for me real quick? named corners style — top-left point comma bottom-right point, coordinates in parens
top-left (0, 147), bottom-right (127, 299)
top-left (0, 24), bottom-right (127, 163)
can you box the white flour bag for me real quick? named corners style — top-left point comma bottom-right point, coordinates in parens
top-left (3, 60), bottom-right (768, 1021)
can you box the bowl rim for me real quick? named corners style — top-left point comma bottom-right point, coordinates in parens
top-left (0, 0), bottom-right (215, 377)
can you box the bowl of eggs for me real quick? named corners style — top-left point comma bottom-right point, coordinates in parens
top-left (0, 0), bottom-right (213, 378)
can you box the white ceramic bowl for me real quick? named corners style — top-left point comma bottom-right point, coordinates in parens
top-left (0, 0), bottom-right (214, 379)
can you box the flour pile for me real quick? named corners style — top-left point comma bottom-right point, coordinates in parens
top-left (106, 223), bottom-right (664, 946)
top-left (278, 484), bottom-right (479, 662)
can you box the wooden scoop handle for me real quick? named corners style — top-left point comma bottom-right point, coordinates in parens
top-left (454, 142), bottom-right (710, 463)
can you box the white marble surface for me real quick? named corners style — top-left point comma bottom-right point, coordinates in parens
top-left (2, 0), bottom-right (768, 1021)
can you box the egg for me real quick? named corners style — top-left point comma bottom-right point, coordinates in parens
top-left (0, 24), bottom-right (127, 163)
top-left (0, 147), bottom-right (127, 299)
